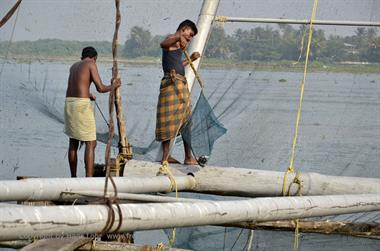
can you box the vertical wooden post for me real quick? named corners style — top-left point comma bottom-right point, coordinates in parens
top-left (111, 0), bottom-right (132, 173)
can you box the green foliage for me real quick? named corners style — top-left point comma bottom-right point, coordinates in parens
top-left (0, 39), bottom-right (113, 58)
top-left (122, 26), bottom-right (165, 58)
top-left (1, 26), bottom-right (379, 64)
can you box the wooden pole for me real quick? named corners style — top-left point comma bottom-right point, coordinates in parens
top-left (226, 220), bottom-right (380, 238)
top-left (0, 194), bottom-right (380, 241)
top-left (78, 241), bottom-right (192, 251)
top-left (112, 0), bottom-right (132, 162)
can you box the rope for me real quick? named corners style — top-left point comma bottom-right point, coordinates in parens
top-left (100, 0), bottom-right (123, 236)
top-left (281, 1), bottom-right (319, 250)
top-left (229, 228), bottom-right (244, 251)
top-left (245, 230), bottom-right (254, 251)
top-left (293, 219), bottom-right (300, 251)
top-left (183, 50), bottom-right (204, 89)
top-left (94, 100), bottom-right (110, 127)
top-left (222, 227), bottom-right (227, 251)
top-left (158, 161), bottom-right (178, 194)
top-left (157, 160), bottom-right (178, 246)
top-left (282, 0), bottom-right (318, 196)
top-left (0, 0), bottom-right (22, 28)
top-left (156, 242), bottom-right (165, 251)
top-left (215, 16), bottom-right (228, 23)
top-left (0, 2), bottom-right (21, 82)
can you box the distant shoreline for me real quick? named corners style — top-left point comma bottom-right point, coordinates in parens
top-left (1, 55), bottom-right (380, 74)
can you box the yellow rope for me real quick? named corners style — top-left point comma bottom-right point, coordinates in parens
top-left (156, 242), bottom-right (165, 251)
top-left (293, 219), bottom-right (300, 251)
top-left (281, 1), bottom-right (318, 250)
top-left (183, 50), bottom-right (204, 89)
top-left (215, 15), bottom-right (227, 23)
top-left (283, 0), bottom-right (318, 196)
top-left (157, 160), bottom-right (178, 246)
top-left (158, 161), bottom-right (178, 195)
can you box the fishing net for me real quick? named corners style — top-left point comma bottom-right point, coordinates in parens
top-left (181, 91), bottom-right (227, 165)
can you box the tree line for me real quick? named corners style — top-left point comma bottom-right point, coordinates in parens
top-left (1, 25), bottom-right (379, 63)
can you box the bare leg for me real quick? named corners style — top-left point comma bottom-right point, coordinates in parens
top-left (161, 140), bottom-right (180, 164)
top-left (68, 138), bottom-right (79, 177)
top-left (183, 139), bottom-right (198, 165)
top-left (84, 140), bottom-right (96, 177)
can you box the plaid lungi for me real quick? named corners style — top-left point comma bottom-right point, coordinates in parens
top-left (155, 71), bottom-right (192, 141)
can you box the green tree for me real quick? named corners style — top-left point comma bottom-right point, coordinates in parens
top-left (278, 24), bottom-right (299, 60)
top-left (123, 26), bottom-right (153, 58)
top-left (205, 26), bottom-right (232, 59)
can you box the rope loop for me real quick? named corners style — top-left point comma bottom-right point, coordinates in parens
top-left (156, 242), bottom-right (165, 251)
top-left (156, 161), bottom-right (178, 246)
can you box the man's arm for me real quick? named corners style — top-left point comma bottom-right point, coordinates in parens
top-left (160, 33), bottom-right (181, 49)
top-left (89, 63), bottom-right (114, 93)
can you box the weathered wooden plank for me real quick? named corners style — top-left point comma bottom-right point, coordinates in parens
top-left (78, 241), bottom-right (192, 251)
top-left (20, 237), bottom-right (92, 251)
top-left (226, 220), bottom-right (380, 238)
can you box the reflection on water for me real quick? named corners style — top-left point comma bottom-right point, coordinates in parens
top-left (0, 61), bottom-right (379, 250)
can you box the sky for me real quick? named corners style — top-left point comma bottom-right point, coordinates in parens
top-left (0, 0), bottom-right (379, 42)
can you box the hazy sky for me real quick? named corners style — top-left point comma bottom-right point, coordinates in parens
top-left (0, 0), bottom-right (379, 42)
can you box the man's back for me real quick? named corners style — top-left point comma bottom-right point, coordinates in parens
top-left (66, 59), bottom-right (92, 98)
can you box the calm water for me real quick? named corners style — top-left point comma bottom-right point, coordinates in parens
top-left (0, 61), bottom-right (379, 250)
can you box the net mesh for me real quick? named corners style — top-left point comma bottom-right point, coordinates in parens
top-left (181, 91), bottom-right (227, 165)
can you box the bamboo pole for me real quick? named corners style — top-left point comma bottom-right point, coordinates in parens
top-left (226, 220), bottom-right (380, 238)
top-left (112, 0), bottom-right (132, 162)
top-left (0, 194), bottom-right (379, 241)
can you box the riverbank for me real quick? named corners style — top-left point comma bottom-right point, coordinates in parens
top-left (1, 55), bottom-right (379, 74)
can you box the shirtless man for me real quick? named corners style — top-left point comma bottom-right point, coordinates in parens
top-left (64, 46), bottom-right (120, 177)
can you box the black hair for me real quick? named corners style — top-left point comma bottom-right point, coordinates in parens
top-left (81, 46), bottom-right (98, 60)
top-left (177, 19), bottom-right (198, 35)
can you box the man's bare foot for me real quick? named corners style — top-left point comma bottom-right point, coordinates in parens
top-left (184, 158), bottom-right (198, 165)
top-left (163, 156), bottom-right (181, 164)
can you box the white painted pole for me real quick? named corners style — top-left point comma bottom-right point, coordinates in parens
top-left (192, 165), bottom-right (380, 196)
top-left (215, 16), bottom-right (380, 27)
top-left (125, 160), bottom-right (380, 197)
top-left (1, 160), bottom-right (380, 201)
top-left (185, 0), bottom-right (220, 91)
top-left (0, 194), bottom-right (379, 241)
top-left (60, 191), bottom-right (202, 203)
top-left (0, 176), bottom-right (195, 201)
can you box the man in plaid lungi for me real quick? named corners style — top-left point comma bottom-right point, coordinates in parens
top-left (155, 20), bottom-right (200, 165)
